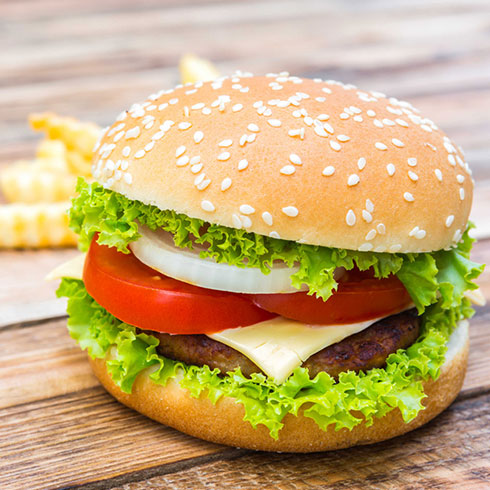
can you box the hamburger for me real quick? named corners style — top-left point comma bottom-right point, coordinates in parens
top-left (52, 73), bottom-right (484, 452)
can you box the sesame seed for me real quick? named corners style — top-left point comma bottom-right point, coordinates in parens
top-left (348, 174), bottom-right (360, 186)
top-left (169, 98), bottom-right (179, 105)
top-left (366, 199), bottom-right (374, 212)
top-left (322, 87), bottom-right (332, 94)
top-left (248, 123), bottom-right (259, 132)
top-left (377, 223), bottom-right (386, 234)
top-left (106, 160), bottom-right (115, 171)
top-left (323, 122), bottom-right (334, 134)
top-left (238, 159), bottom-right (248, 170)
top-left (292, 110), bottom-right (302, 118)
top-left (202, 108), bottom-right (212, 115)
top-left (135, 150), bottom-right (145, 159)
top-left (197, 179), bottom-right (211, 191)
top-left (122, 146), bottom-right (131, 157)
top-left (453, 229), bottom-right (462, 242)
top-left (240, 204), bottom-right (255, 215)
top-left (382, 119), bottom-right (395, 126)
top-left (240, 215), bottom-right (252, 227)
top-left (282, 206), bottom-right (299, 217)
top-left (365, 229), bottom-right (377, 241)
top-left (396, 118), bottom-right (409, 127)
top-left (407, 158), bottom-right (417, 166)
top-left (219, 139), bottom-right (233, 147)
top-left (387, 163), bottom-right (396, 176)
top-left (190, 156), bottom-right (201, 165)
top-left (192, 103), bottom-right (205, 110)
top-left (176, 156), bottom-right (189, 166)
top-left (304, 117), bottom-right (313, 126)
top-left (268, 119), bottom-right (282, 127)
top-left (448, 155), bottom-right (456, 166)
top-left (217, 152), bottom-right (231, 161)
top-left (201, 200), bottom-right (215, 212)
top-left (446, 215), bottom-right (455, 227)
top-left (121, 161), bottom-right (129, 170)
top-left (221, 177), bottom-right (232, 191)
top-left (373, 119), bottom-right (384, 128)
top-left (144, 141), bottom-right (155, 152)
top-left (314, 125), bottom-right (328, 137)
top-left (262, 212), bottom-right (273, 226)
top-left (389, 244), bottom-right (402, 253)
top-left (362, 210), bottom-right (373, 223)
top-left (191, 163), bottom-right (203, 174)
top-left (404, 192), bottom-right (415, 202)
top-left (114, 131), bottom-right (125, 142)
top-left (247, 134), bottom-right (256, 143)
top-left (194, 131), bottom-right (204, 143)
top-left (459, 188), bottom-right (465, 200)
top-left (280, 165), bottom-right (295, 175)
top-left (357, 157), bottom-right (366, 170)
top-left (330, 141), bottom-right (341, 151)
top-left (346, 210), bottom-right (356, 226)
top-left (125, 127), bottom-right (140, 139)
top-left (409, 226), bottom-right (419, 237)
top-left (232, 104), bottom-right (243, 112)
top-left (158, 103), bottom-right (168, 111)
top-left (375, 142), bottom-right (388, 151)
top-left (322, 166), bottom-right (335, 176)
top-left (339, 113), bottom-right (349, 120)
top-left (317, 114), bottom-right (330, 121)
top-left (289, 153), bottom-right (302, 165)
top-left (421, 125), bottom-right (433, 132)
top-left (232, 214), bottom-right (242, 229)
top-left (183, 107), bottom-right (190, 118)
top-left (416, 229), bottom-right (426, 239)
top-left (337, 135), bottom-right (350, 142)
top-left (176, 145), bottom-right (186, 157)
top-left (239, 134), bottom-right (248, 146)
top-left (387, 106), bottom-right (403, 115)
top-left (408, 171), bottom-right (418, 181)
top-left (269, 231), bottom-right (280, 239)
top-left (434, 169), bottom-right (443, 181)
top-left (178, 122), bottom-right (192, 130)
top-left (457, 174), bottom-right (465, 183)
top-left (253, 101), bottom-right (263, 108)
top-left (367, 110), bottom-right (376, 117)
top-left (392, 138), bottom-right (405, 148)
top-left (359, 243), bottom-right (373, 251)
top-left (123, 173), bottom-right (132, 184)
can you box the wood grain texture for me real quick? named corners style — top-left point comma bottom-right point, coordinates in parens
top-left (1, 0), bottom-right (490, 488)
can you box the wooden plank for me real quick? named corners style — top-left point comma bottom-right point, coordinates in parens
top-left (108, 393), bottom-right (490, 490)
top-left (0, 388), bottom-right (229, 490)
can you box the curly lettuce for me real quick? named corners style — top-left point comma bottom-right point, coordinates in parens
top-left (69, 179), bottom-right (483, 313)
top-left (57, 278), bottom-right (474, 439)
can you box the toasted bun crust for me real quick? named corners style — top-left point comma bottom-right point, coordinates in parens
top-left (93, 74), bottom-right (472, 253)
top-left (90, 320), bottom-right (469, 452)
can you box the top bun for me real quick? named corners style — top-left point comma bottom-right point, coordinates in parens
top-left (93, 73), bottom-right (473, 253)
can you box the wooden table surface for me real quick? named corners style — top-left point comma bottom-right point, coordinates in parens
top-left (1, 1), bottom-right (489, 489)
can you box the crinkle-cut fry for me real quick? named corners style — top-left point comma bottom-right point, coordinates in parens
top-left (0, 162), bottom-right (77, 203)
top-left (36, 139), bottom-right (69, 172)
top-left (0, 202), bottom-right (78, 248)
top-left (29, 113), bottom-right (100, 176)
top-left (180, 54), bottom-right (220, 84)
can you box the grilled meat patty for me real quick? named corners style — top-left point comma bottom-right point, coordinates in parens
top-left (147, 309), bottom-right (420, 379)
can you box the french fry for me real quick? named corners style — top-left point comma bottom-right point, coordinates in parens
top-left (0, 162), bottom-right (77, 203)
top-left (0, 202), bottom-right (78, 248)
top-left (179, 54), bottom-right (220, 84)
top-left (29, 113), bottom-right (100, 176)
top-left (36, 139), bottom-right (69, 172)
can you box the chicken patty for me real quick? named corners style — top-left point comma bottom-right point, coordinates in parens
top-left (146, 309), bottom-right (420, 379)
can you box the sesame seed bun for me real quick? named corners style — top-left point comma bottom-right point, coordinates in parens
top-left (93, 74), bottom-right (473, 253)
top-left (90, 320), bottom-right (468, 452)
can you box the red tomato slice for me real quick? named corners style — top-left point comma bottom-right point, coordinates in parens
top-left (83, 237), bottom-right (276, 334)
top-left (250, 270), bottom-right (412, 325)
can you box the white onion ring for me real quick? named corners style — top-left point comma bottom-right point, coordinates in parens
top-left (129, 225), bottom-right (308, 294)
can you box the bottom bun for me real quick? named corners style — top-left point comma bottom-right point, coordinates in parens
top-left (89, 321), bottom-right (469, 452)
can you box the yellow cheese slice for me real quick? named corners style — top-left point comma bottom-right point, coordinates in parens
top-left (45, 253), bottom-right (85, 281)
top-left (209, 315), bottom-right (392, 383)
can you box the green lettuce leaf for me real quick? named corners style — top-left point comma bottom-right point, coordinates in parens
top-left (58, 278), bottom-right (473, 439)
top-left (69, 179), bottom-right (483, 313)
